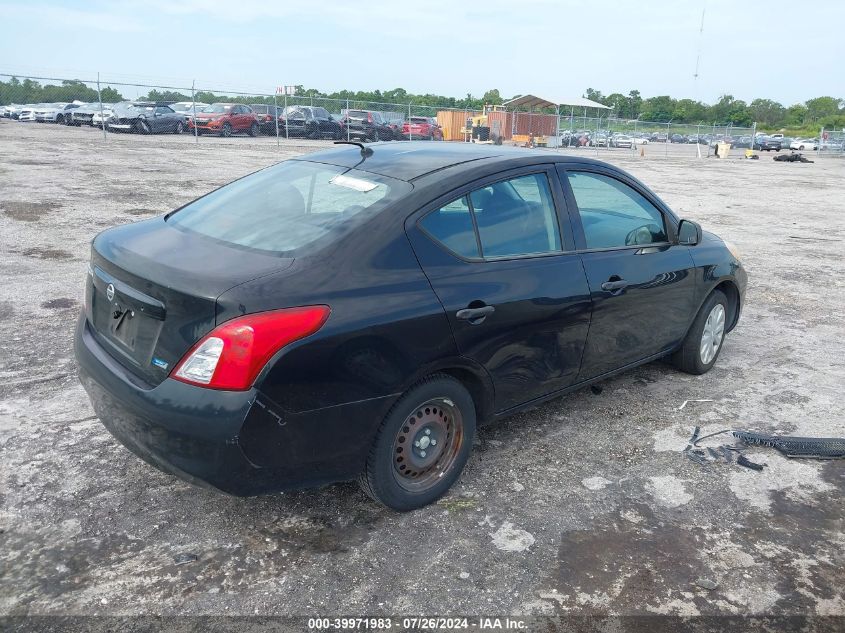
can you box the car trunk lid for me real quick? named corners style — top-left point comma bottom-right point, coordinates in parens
top-left (86, 217), bottom-right (293, 387)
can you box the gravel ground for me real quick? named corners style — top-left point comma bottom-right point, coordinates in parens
top-left (0, 121), bottom-right (843, 620)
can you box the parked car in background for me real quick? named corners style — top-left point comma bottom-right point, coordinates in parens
top-left (71, 103), bottom-right (117, 126)
top-left (169, 102), bottom-right (210, 120)
top-left (106, 102), bottom-right (187, 134)
top-left (790, 138), bottom-right (818, 151)
top-left (35, 102), bottom-right (81, 123)
top-left (278, 106), bottom-right (343, 139)
top-left (632, 135), bottom-right (649, 145)
top-left (75, 143), bottom-right (747, 511)
top-left (18, 104), bottom-right (42, 121)
top-left (593, 133), bottom-right (611, 147)
top-left (611, 135), bottom-right (634, 148)
top-left (188, 103), bottom-right (259, 137)
top-left (93, 102), bottom-right (127, 128)
top-left (2, 104), bottom-right (25, 119)
top-left (757, 137), bottom-right (782, 151)
top-left (669, 133), bottom-right (688, 143)
top-left (402, 116), bottom-right (443, 140)
top-left (340, 109), bottom-right (394, 141)
top-left (249, 104), bottom-right (282, 134)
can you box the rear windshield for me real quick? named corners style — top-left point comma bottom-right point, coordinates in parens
top-left (167, 160), bottom-right (410, 254)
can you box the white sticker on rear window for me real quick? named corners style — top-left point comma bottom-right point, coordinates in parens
top-left (330, 174), bottom-right (378, 193)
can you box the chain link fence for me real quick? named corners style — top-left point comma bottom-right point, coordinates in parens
top-left (2, 73), bottom-right (839, 160)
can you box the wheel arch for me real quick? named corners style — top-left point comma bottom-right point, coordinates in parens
top-left (713, 279), bottom-right (741, 332)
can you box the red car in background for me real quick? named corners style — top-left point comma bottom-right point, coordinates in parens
top-left (188, 103), bottom-right (259, 137)
top-left (402, 116), bottom-right (443, 140)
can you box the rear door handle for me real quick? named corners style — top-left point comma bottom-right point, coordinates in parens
top-left (456, 305), bottom-right (495, 322)
top-left (601, 279), bottom-right (630, 291)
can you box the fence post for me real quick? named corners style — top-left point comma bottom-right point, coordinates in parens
top-left (191, 80), bottom-right (198, 144)
top-left (283, 91), bottom-right (289, 139)
top-left (346, 98), bottom-right (350, 141)
top-left (274, 90), bottom-right (280, 148)
top-left (408, 103), bottom-right (412, 141)
top-left (96, 72), bottom-right (107, 141)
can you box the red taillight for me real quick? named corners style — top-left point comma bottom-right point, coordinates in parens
top-left (171, 306), bottom-right (330, 391)
top-left (367, 113), bottom-right (373, 123)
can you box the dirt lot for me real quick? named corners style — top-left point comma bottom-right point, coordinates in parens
top-left (0, 121), bottom-right (843, 621)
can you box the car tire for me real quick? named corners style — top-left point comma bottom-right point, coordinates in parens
top-left (672, 290), bottom-right (729, 375)
top-left (799, 145), bottom-right (805, 150)
top-left (135, 119), bottom-right (151, 135)
top-left (221, 122), bottom-right (232, 137)
top-left (248, 122), bottom-right (258, 137)
top-left (174, 121), bottom-right (184, 135)
top-left (358, 374), bottom-right (476, 511)
top-left (56, 114), bottom-right (64, 124)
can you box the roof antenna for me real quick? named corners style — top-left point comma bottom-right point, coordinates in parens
top-left (334, 140), bottom-right (373, 157)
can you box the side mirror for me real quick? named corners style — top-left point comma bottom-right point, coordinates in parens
top-left (678, 219), bottom-right (702, 246)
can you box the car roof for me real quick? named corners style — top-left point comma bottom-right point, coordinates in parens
top-left (297, 142), bottom-right (609, 182)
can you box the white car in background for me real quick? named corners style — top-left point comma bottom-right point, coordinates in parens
top-left (790, 138), bottom-right (818, 150)
top-left (611, 134), bottom-right (634, 148)
top-left (169, 102), bottom-right (209, 121)
top-left (18, 104), bottom-right (44, 121)
top-left (632, 136), bottom-right (649, 145)
top-left (2, 104), bottom-right (25, 119)
top-left (35, 102), bottom-right (82, 124)
top-left (92, 102), bottom-right (128, 127)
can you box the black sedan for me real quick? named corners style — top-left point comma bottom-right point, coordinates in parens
top-left (106, 102), bottom-right (186, 134)
top-left (75, 143), bottom-right (747, 511)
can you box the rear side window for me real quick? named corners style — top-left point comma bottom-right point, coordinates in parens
top-left (566, 172), bottom-right (667, 249)
top-left (168, 161), bottom-right (409, 254)
top-left (419, 172), bottom-right (562, 260)
top-left (419, 197), bottom-right (479, 259)
top-left (470, 174), bottom-right (561, 257)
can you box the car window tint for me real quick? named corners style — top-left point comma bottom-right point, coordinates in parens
top-left (419, 196), bottom-right (479, 259)
top-left (469, 173), bottom-right (560, 257)
top-left (566, 172), bottom-right (667, 249)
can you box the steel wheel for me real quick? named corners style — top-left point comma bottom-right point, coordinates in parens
top-left (699, 304), bottom-right (725, 365)
top-left (391, 398), bottom-right (464, 493)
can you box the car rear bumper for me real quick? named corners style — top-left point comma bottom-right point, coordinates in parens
top-left (74, 314), bottom-right (394, 496)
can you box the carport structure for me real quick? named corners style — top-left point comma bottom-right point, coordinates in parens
top-left (502, 94), bottom-right (611, 147)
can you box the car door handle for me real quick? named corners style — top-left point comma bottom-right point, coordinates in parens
top-left (456, 305), bottom-right (495, 322)
top-left (601, 279), bottom-right (630, 291)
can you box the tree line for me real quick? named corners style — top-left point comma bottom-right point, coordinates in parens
top-left (1, 76), bottom-right (842, 133)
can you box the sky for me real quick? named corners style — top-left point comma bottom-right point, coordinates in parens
top-left (0, 0), bottom-right (842, 106)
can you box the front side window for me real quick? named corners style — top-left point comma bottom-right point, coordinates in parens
top-left (168, 161), bottom-right (409, 254)
top-left (566, 172), bottom-right (667, 249)
top-left (469, 173), bottom-right (561, 257)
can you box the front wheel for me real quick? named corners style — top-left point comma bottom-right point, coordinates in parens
top-left (135, 119), bottom-right (151, 134)
top-left (359, 375), bottom-right (476, 511)
top-left (174, 121), bottom-right (184, 134)
top-left (221, 122), bottom-right (232, 137)
top-left (672, 290), bottom-right (728, 375)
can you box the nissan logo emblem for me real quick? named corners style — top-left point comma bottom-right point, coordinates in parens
top-left (106, 283), bottom-right (115, 301)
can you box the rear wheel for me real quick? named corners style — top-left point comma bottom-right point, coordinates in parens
top-left (248, 122), bottom-right (258, 137)
top-left (672, 290), bottom-right (728, 375)
top-left (359, 375), bottom-right (476, 511)
top-left (56, 114), bottom-right (64, 124)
